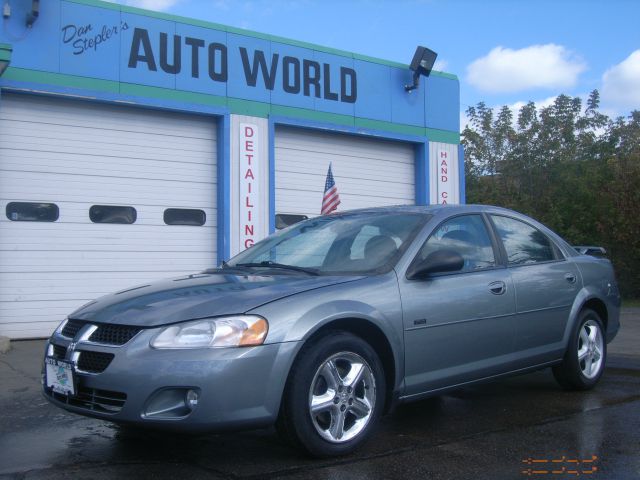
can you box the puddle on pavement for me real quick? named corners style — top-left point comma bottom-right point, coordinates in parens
top-left (0, 421), bottom-right (116, 475)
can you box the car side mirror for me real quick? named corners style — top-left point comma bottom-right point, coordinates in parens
top-left (407, 249), bottom-right (464, 279)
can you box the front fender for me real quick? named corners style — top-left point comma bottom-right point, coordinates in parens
top-left (250, 274), bottom-right (405, 391)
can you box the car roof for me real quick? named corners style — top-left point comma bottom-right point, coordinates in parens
top-left (328, 204), bottom-right (516, 217)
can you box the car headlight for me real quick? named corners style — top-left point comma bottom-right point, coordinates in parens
top-left (150, 315), bottom-right (268, 349)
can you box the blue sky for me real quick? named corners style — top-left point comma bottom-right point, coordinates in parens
top-left (110, 0), bottom-right (640, 126)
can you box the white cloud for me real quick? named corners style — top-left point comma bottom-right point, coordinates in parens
top-left (123, 0), bottom-right (180, 11)
top-left (601, 50), bottom-right (640, 112)
top-left (466, 44), bottom-right (586, 93)
top-left (507, 95), bottom-right (558, 115)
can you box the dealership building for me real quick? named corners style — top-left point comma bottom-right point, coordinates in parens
top-left (0, 0), bottom-right (462, 339)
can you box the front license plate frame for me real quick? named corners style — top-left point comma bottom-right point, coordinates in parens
top-left (45, 357), bottom-right (76, 396)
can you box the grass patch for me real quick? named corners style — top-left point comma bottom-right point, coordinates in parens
top-left (622, 299), bottom-right (640, 308)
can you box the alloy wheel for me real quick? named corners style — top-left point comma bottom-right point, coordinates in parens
top-left (577, 319), bottom-right (604, 379)
top-left (308, 352), bottom-right (376, 443)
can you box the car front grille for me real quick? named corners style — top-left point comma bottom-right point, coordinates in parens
top-left (52, 344), bottom-right (67, 360)
top-left (46, 385), bottom-right (126, 414)
top-left (77, 351), bottom-right (115, 374)
top-left (61, 319), bottom-right (84, 339)
top-left (88, 324), bottom-right (141, 346)
top-left (60, 320), bottom-right (141, 346)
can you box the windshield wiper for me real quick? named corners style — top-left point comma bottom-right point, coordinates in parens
top-left (202, 262), bottom-right (254, 274)
top-left (235, 261), bottom-right (320, 275)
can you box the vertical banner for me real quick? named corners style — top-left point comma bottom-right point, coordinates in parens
top-left (437, 149), bottom-right (451, 205)
top-left (239, 123), bottom-right (261, 251)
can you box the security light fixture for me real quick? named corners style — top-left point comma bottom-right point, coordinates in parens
top-left (26, 0), bottom-right (39, 28)
top-left (405, 46), bottom-right (438, 92)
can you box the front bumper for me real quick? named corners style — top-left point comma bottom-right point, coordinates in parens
top-left (43, 327), bottom-right (301, 432)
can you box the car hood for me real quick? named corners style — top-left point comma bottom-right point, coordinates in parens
top-left (69, 271), bottom-right (363, 327)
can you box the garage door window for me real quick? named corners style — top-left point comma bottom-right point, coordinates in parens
top-left (90, 205), bottom-right (137, 224)
top-left (275, 214), bottom-right (309, 230)
top-left (6, 202), bottom-right (59, 222)
top-left (164, 208), bottom-right (206, 226)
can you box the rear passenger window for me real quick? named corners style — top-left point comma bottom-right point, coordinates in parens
top-left (6, 202), bottom-right (59, 222)
top-left (491, 215), bottom-right (555, 265)
top-left (417, 215), bottom-right (496, 272)
top-left (164, 208), bottom-right (206, 226)
top-left (90, 205), bottom-right (137, 224)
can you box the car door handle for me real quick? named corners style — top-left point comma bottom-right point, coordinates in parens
top-left (489, 281), bottom-right (506, 295)
top-left (564, 273), bottom-right (577, 284)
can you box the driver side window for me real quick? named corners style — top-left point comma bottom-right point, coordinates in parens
top-left (418, 215), bottom-right (496, 272)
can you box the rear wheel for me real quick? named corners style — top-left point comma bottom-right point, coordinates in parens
top-left (553, 309), bottom-right (606, 390)
top-left (277, 331), bottom-right (385, 457)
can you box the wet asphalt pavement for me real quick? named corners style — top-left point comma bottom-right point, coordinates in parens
top-left (1, 310), bottom-right (638, 480)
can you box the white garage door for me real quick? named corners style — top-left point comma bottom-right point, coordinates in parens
top-left (275, 127), bottom-right (415, 219)
top-left (0, 94), bottom-right (218, 339)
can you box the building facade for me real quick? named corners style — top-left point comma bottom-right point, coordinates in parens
top-left (0, 0), bottom-right (462, 338)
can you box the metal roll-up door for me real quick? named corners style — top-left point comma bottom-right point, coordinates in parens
top-left (0, 94), bottom-right (218, 339)
top-left (275, 126), bottom-right (415, 221)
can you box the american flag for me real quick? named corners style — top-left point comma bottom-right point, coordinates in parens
top-left (321, 163), bottom-right (341, 215)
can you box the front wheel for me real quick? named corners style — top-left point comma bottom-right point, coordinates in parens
top-left (553, 309), bottom-right (606, 390)
top-left (277, 331), bottom-right (385, 457)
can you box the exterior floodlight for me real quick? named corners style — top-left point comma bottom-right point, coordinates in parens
top-left (0, 44), bottom-right (11, 77)
top-left (405, 46), bottom-right (438, 92)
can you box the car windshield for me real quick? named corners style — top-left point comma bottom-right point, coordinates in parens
top-left (226, 212), bottom-right (429, 275)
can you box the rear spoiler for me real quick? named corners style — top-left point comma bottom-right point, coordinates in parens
top-left (574, 246), bottom-right (607, 257)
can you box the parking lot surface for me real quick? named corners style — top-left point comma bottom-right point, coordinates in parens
top-left (1, 309), bottom-right (638, 479)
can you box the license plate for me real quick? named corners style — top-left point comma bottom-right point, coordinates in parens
top-left (45, 357), bottom-right (76, 396)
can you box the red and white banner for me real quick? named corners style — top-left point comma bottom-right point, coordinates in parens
top-left (239, 123), bottom-right (261, 250)
top-left (437, 148), bottom-right (451, 205)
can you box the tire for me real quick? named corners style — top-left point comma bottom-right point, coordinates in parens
top-left (277, 330), bottom-right (386, 457)
top-left (552, 309), bottom-right (607, 390)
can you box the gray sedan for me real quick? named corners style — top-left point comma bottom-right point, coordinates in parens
top-left (42, 205), bottom-right (621, 457)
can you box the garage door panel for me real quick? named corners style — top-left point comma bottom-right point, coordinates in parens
top-left (276, 145), bottom-right (414, 166)
top-left (0, 233), bottom-right (217, 250)
top-left (276, 173), bottom-right (415, 197)
top-left (276, 156), bottom-right (414, 184)
top-left (0, 300), bottom-right (97, 315)
top-left (0, 94), bottom-right (218, 339)
top-left (1, 143), bottom-right (213, 167)
top-left (0, 225), bottom-right (217, 246)
top-left (0, 273), bottom-right (168, 289)
top-left (275, 192), bottom-right (412, 218)
top-left (1, 273), bottom-right (192, 301)
top-left (1, 127), bottom-right (217, 155)
top-left (0, 321), bottom-right (67, 339)
top-left (2, 96), bottom-right (216, 139)
top-left (276, 130), bottom-right (414, 163)
top-left (1, 150), bottom-right (216, 180)
top-left (1, 172), bottom-right (217, 205)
